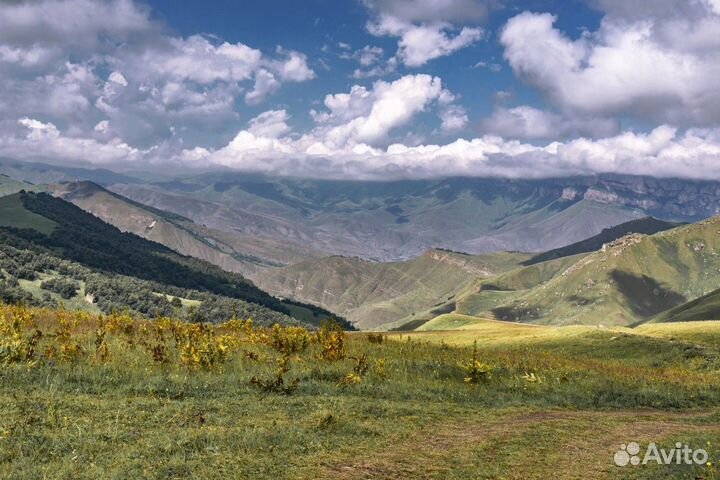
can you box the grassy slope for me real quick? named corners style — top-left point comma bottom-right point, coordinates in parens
top-left (0, 194), bottom-right (57, 234)
top-left (0, 174), bottom-right (40, 197)
top-left (253, 250), bottom-right (530, 329)
top-left (521, 217), bottom-right (680, 265)
top-left (2, 306), bottom-right (720, 479)
top-left (646, 288), bottom-right (720, 324)
top-left (397, 314), bottom-right (720, 369)
top-left (448, 218), bottom-right (720, 326)
top-left (17, 273), bottom-right (102, 314)
top-left (635, 320), bottom-right (720, 346)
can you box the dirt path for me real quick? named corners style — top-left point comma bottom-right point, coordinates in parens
top-left (321, 409), bottom-right (720, 480)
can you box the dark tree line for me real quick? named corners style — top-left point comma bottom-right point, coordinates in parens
top-left (16, 192), bottom-right (292, 314)
top-left (0, 239), bottom-right (294, 325)
top-left (0, 192), bottom-right (349, 328)
top-left (40, 277), bottom-right (79, 299)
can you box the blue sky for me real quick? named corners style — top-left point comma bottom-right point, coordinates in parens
top-left (145, 0), bottom-right (603, 139)
top-left (1, 0), bottom-right (719, 179)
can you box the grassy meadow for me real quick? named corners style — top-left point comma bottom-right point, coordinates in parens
top-left (1, 305), bottom-right (720, 479)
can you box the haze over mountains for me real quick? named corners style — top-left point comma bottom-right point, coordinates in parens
top-left (5, 158), bottom-right (720, 260)
top-left (4, 158), bottom-right (720, 330)
top-left (108, 173), bottom-right (720, 260)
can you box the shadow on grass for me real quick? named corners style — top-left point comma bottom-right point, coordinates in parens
top-left (610, 270), bottom-right (686, 318)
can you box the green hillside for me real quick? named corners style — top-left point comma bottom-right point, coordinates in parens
top-left (253, 250), bottom-right (530, 329)
top-left (0, 174), bottom-right (40, 196)
top-left (452, 218), bottom-right (720, 326)
top-left (255, 216), bottom-right (720, 330)
top-left (647, 288), bottom-right (720, 324)
top-left (0, 191), bottom-right (346, 328)
top-left (0, 194), bottom-right (57, 234)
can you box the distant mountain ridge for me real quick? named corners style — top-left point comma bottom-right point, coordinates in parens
top-left (47, 181), bottom-right (318, 275)
top-left (255, 216), bottom-right (720, 329)
top-left (4, 159), bottom-right (720, 261)
top-left (110, 173), bottom-right (720, 261)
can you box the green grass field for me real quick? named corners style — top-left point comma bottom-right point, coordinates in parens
top-left (2, 305), bottom-right (720, 479)
top-left (19, 274), bottom-right (101, 314)
top-left (0, 194), bottom-right (56, 234)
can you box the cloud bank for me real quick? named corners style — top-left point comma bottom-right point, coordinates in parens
top-left (10, 76), bottom-right (720, 182)
top-left (0, 0), bottom-right (720, 181)
top-left (0, 0), bottom-right (315, 150)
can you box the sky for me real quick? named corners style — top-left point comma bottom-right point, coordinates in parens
top-left (1, 0), bottom-right (720, 179)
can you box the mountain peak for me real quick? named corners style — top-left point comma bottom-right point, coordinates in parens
top-left (48, 180), bottom-right (108, 200)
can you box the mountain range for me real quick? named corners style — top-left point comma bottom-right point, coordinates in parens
top-left (3, 158), bottom-right (720, 330)
top-left (108, 173), bottom-right (720, 260)
top-left (5, 158), bottom-right (720, 261)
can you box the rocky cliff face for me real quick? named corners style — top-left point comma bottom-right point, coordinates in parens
top-left (568, 175), bottom-right (720, 219)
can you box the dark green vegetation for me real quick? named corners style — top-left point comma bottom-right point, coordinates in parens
top-left (0, 192), bottom-right (346, 328)
top-left (39, 277), bottom-right (79, 299)
top-left (1, 305), bottom-right (720, 479)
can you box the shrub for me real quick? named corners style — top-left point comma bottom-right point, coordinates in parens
top-left (250, 354), bottom-right (299, 395)
top-left (267, 324), bottom-right (310, 354)
top-left (316, 319), bottom-right (345, 361)
top-left (367, 333), bottom-right (384, 344)
top-left (40, 278), bottom-right (79, 299)
top-left (459, 341), bottom-right (492, 384)
top-left (178, 325), bottom-right (231, 370)
top-left (338, 354), bottom-right (370, 387)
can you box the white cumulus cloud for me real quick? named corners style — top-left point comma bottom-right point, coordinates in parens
top-left (368, 15), bottom-right (483, 67)
top-left (500, 9), bottom-right (720, 125)
top-left (363, 0), bottom-right (486, 67)
top-left (159, 123), bottom-right (720, 181)
top-left (247, 110), bottom-right (292, 138)
top-left (482, 106), bottom-right (619, 140)
top-left (0, 0), bottom-right (316, 150)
